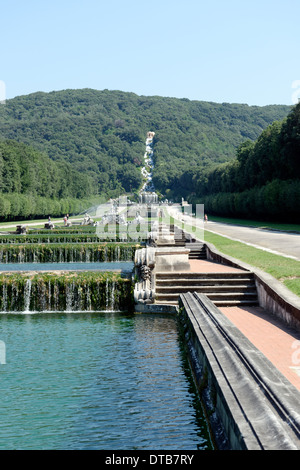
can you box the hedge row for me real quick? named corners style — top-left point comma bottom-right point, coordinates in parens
top-left (201, 179), bottom-right (300, 222)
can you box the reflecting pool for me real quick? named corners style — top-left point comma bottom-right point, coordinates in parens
top-left (0, 312), bottom-right (212, 450)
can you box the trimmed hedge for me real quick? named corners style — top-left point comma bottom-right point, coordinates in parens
top-left (200, 179), bottom-right (300, 222)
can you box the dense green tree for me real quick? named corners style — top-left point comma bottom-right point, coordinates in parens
top-left (190, 103), bottom-right (300, 222)
top-left (279, 102), bottom-right (300, 179)
top-left (0, 89), bottom-right (290, 203)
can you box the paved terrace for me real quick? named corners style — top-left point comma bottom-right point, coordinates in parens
top-left (185, 258), bottom-right (300, 391)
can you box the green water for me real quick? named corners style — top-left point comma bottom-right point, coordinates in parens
top-left (0, 311), bottom-right (212, 450)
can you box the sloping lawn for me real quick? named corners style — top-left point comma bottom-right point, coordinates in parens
top-left (204, 230), bottom-right (300, 296)
top-left (166, 212), bottom-right (300, 298)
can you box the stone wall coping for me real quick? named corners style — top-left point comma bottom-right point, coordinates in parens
top-left (179, 292), bottom-right (300, 450)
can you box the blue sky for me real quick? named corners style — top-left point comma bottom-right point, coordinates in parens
top-left (1, 0), bottom-right (300, 106)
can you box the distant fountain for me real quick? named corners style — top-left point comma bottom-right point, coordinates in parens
top-left (139, 132), bottom-right (159, 206)
top-left (139, 192), bottom-right (158, 204)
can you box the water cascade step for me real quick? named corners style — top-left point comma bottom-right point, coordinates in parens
top-left (0, 272), bottom-right (134, 313)
top-left (0, 243), bottom-right (138, 263)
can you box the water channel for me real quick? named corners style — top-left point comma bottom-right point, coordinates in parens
top-left (0, 311), bottom-right (213, 450)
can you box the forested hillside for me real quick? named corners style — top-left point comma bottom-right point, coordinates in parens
top-left (189, 102), bottom-right (300, 222)
top-left (0, 88), bottom-right (291, 220)
top-left (0, 89), bottom-right (290, 188)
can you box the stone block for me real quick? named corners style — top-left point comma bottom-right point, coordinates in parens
top-left (155, 247), bottom-right (190, 272)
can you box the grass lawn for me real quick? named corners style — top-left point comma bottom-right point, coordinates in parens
top-left (167, 213), bottom-right (300, 297)
top-left (0, 216), bottom-right (65, 229)
top-left (0, 215), bottom-right (105, 231)
top-left (207, 215), bottom-right (300, 233)
top-left (204, 230), bottom-right (300, 296)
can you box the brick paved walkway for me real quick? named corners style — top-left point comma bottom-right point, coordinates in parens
top-left (187, 259), bottom-right (300, 391)
top-left (189, 259), bottom-right (246, 273)
top-left (220, 306), bottom-right (300, 391)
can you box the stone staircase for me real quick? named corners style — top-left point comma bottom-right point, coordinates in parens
top-left (173, 226), bottom-right (186, 246)
top-left (173, 227), bottom-right (207, 260)
top-left (155, 271), bottom-right (258, 307)
top-left (186, 242), bottom-right (206, 259)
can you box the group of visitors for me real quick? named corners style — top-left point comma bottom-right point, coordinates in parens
top-left (47, 214), bottom-right (70, 227)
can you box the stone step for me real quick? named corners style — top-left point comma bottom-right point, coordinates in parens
top-left (156, 278), bottom-right (255, 286)
top-left (207, 292), bottom-right (258, 301)
top-left (155, 292), bottom-right (258, 302)
top-left (188, 245), bottom-right (205, 248)
top-left (156, 243), bottom-right (186, 247)
top-left (188, 247), bottom-right (206, 258)
top-left (155, 298), bottom-right (259, 307)
top-left (188, 247), bottom-right (206, 252)
top-left (156, 272), bottom-right (254, 280)
top-left (154, 269), bottom-right (258, 307)
top-left (156, 285), bottom-right (257, 294)
top-left (213, 299), bottom-right (259, 307)
top-left (184, 233), bottom-right (197, 243)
